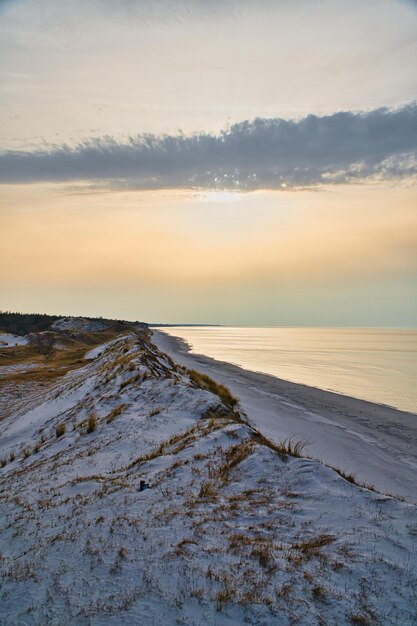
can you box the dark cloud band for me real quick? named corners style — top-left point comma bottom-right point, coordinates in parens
top-left (1, 104), bottom-right (416, 189)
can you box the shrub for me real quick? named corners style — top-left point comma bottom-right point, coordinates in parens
top-left (9, 451), bottom-right (16, 462)
top-left (55, 423), bottom-right (66, 438)
top-left (28, 331), bottom-right (56, 361)
top-left (0, 457), bottom-right (7, 468)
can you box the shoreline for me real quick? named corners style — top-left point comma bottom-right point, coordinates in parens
top-left (152, 328), bottom-right (417, 503)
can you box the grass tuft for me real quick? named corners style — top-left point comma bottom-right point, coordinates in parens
top-left (330, 466), bottom-right (376, 492)
top-left (106, 403), bottom-right (128, 423)
top-left (199, 481), bottom-right (218, 499)
top-left (86, 414), bottom-right (97, 434)
top-left (119, 373), bottom-right (142, 390)
top-left (291, 534), bottom-right (335, 559)
top-left (253, 433), bottom-right (307, 458)
top-left (55, 423), bottom-right (66, 438)
top-left (187, 369), bottom-right (238, 409)
top-left (218, 441), bottom-right (254, 482)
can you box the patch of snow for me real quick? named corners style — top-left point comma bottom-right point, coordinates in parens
top-left (0, 333), bottom-right (28, 347)
top-left (84, 337), bottom-right (123, 360)
top-left (0, 363), bottom-right (38, 378)
top-left (52, 317), bottom-right (108, 332)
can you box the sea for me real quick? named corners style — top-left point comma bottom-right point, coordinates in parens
top-left (158, 327), bottom-right (417, 414)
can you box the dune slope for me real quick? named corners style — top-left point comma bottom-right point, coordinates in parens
top-left (0, 329), bottom-right (416, 625)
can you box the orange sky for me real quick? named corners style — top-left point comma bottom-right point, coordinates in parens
top-left (1, 182), bottom-right (416, 324)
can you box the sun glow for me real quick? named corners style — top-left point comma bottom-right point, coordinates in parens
top-left (198, 191), bottom-right (246, 203)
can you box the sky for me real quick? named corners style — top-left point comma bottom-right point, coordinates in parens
top-left (0, 0), bottom-right (416, 325)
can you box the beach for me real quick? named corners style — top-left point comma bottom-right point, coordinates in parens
top-left (153, 329), bottom-right (417, 503)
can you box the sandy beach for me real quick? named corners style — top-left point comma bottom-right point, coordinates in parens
top-left (153, 329), bottom-right (417, 503)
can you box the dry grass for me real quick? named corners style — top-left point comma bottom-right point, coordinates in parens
top-left (86, 414), bottom-right (97, 434)
top-left (199, 481), bottom-right (218, 499)
top-left (291, 534), bottom-right (335, 560)
top-left (119, 373), bottom-right (142, 390)
top-left (218, 441), bottom-right (254, 482)
top-left (124, 424), bottom-right (199, 473)
top-left (187, 369), bottom-right (238, 409)
top-left (228, 533), bottom-right (253, 553)
top-left (253, 433), bottom-right (307, 459)
top-left (215, 579), bottom-right (235, 610)
top-left (0, 327), bottom-right (123, 384)
top-left (251, 542), bottom-right (274, 569)
top-left (330, 466), bottom-right (376, 492)
top-left (312, 585), bottom-right (327, 600)
top-left (349, 614), bottom-right (373, 625)
top-left (106, 404), bottom-right (128, 424)
top-left (55, 423), bottom-right (66, 438)
top-left (174, 537), bottom-right (197, 556)
top-left (228, 533), bottom-right (275, 569)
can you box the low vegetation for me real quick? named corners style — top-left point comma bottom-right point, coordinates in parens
top-left (55, 423), bottom-right (66, 438)
top-left (253, 433), bottom-right (308, 459)
top-left (28, 331), bottom-right (56, 361)
top-left (218, 441), bottom-right (254, 482)
top-left (199, 481), bottom-right (218, 499)
top-left (291, 534), bottom-right (335, 556)
top-left (187, 369), bottom-right (238, 409)
top-left (87, 414), bottom-right (97, 434)
top-left (330, 466), bottom-right (376, 492)
top-left (106, 404), bottom-right (128, 424)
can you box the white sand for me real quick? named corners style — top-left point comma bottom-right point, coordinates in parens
top-left (1, 330), bottom-right (416, 624)
top-left (153, 329), bottom-right (417, 503)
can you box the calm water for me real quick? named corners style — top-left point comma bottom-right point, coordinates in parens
top-left (159, 327), bottom-right (417, 414)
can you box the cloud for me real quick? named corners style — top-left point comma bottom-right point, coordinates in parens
top-left (1, 104), bottom-right (416, 190)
